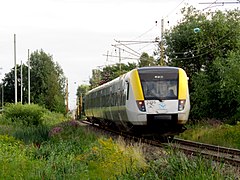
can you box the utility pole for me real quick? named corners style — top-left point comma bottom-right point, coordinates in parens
top-left (118, 48), bottom-right (121, 73)
top-left (160, 18), bottom-right (164, 66)
top-left (1, 84), bottom-right (3, 110)
top-left (65, 79), bottom-right (68, 114)
top-left (0, 67), bottom-right (3, 110)
top-left (76, 97), bottom-right (79, 119)
top-left (79, 93), bottom-right (82, 119)
top-left (28, 49), bottom-right (30, 104)
top-left (20, 60), bottom-right (23, 104)
top-left (14, 34), bottom-right (17, 104)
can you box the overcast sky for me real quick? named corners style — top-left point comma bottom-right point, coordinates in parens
top-left (0, 0), bottom-right (237, 109)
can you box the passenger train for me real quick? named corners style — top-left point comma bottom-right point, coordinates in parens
top-left (84, 66), bottom-right (190, 138)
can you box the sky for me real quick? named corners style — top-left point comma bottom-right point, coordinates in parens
top-left (0, 0), bottom-right (238, 110)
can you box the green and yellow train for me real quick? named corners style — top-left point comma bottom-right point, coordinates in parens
top-left (84, 66), bottom-right (190, 138)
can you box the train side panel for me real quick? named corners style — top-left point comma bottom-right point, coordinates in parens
top-left (177, 68), bottom-right (190, 124)
top-left (125, 69), bottom-right (147, 125)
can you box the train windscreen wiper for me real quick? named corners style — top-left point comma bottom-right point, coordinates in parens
top-left (153, 96), bottom-right (163, 102)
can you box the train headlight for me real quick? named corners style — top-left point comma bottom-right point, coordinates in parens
top-left (178, 100), bottom-right (186, 111)
top-left (136, 100), bottom-right (146, 112)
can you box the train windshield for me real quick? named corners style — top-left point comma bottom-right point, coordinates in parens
top-left (138, 68), bottom-right (178, 100)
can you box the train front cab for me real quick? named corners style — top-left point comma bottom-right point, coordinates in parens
top-left (126, 67), bottom-right (190, 136)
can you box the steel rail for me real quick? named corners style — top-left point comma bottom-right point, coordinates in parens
top-left (171, 138), bottom-right (240, 166)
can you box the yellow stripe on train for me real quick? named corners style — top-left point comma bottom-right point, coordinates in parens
top-left (178, 68), bottom-right (188, 99)
top-left (130, 69), bottom-right (144, 100)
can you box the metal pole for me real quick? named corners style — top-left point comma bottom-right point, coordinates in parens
top-left (66, 79), bottom-right (68, 113)
top-left (28, 49), bottom-right (30, 104)
top-left (160, 18), bottom-right (164, 66)
top-left (119, 48), bottom-right (121, 73)
top-left (79, 93), bottom-right (82, 119)
top-left (14, 34), bottom-right (17, 104)
top-left (2, 84), bottom-right (3, 110)
top-left (20, 60), bottom-right (22, 104)
top-left (0, 68), bottom-right (3, 109)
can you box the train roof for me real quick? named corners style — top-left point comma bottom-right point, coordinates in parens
top-left (86, 66), bottom-right (183, 95)
top-left (137, 66), bottom-right (180, 71)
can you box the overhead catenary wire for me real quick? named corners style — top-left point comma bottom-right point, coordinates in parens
top-left (102, 54), bottom-right (139, 60)
top-left (172, 27), bottom-right (234, 59)
top-left (103, 0), bottom-right (192, 67)
top-left (200, 0), bottom-right (218, 10)
top-left (132, 24), bottom-right (157, 40)
top-left (164, 0), bottom-right (186, 19)
top-left (114, 39), bottom-right (141, 56)
top-left (112, 44), bottom-right (140, 57)
top-left (200, 0), bottom-right (240, 10)
top-left (171, 29), bottom-right (234, 61)
top-left (172, 41), bottom-right (227, 60)
top-left (199, 0), bottom-right (240, 5)
top-left (113, 40), bottom-right (158, 46)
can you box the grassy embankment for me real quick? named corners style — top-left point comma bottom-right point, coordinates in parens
top-left (0, 103), bottom-right (238, 179)
top-left (179, 119), bottom-right (240, 149)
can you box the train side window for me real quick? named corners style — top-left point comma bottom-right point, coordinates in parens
top-left (126, 81), bottom-right (129, 100)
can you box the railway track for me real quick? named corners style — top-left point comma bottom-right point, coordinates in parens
top-left (81, 120), bottom-right (240, 167)
top-left (172, 138), bottom-right (240, 167)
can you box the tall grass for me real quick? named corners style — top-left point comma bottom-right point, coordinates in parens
top-left (179, 120), bottom-right (240, 149)
top-left (118, 149), bottom-right (238, 180)
top-left (0, 104), bottom-right (238, 179)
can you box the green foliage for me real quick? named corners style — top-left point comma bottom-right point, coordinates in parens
top-left (165, 7), bottom-right (240, 80)
top-left (2, 50), bottom-right (66, 113)
top-left (0, 114), bottom-right (239, 179)
top-left (165, 6), bottom-right (240, 121)
top-left (139, 52), bottom-right (156, 67)
top-left (191, 50), bottom-right (240, 120)
top-left (147, 151), bottom-right (234, 179)
top-left (81, 138), bottom-right (147, 179)
top-left (13, 124), bottom-right (50, 145)
top-left (119, 149), bottom-right (236, 179)
top-left (30, 50), bottom-right (66, 113)
top-left (212, 51), bottom-right (240, 119)
top-left (41, 111), bottom-right (67, 126)
top-left (76, 84), bottom-right (89, 98)
top-left (190, 72), bottom-right (212, 119)
top-left (0, 135), bottom-right (44, 179)
top-left (179, 121), bottom-right (240, 149)
top-left (89, 52), bottom-right (156, 89)
top-left (4, 103), bottom-right (46, 126)
top-left (2, 64), bottom-right (29, 104)
top-left (89, 62), bottom-right (137, 89)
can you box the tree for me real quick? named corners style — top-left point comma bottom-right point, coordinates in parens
top-left (76, 84), bottom-right (89, 98)
top-left (30, 49), bottom-right (66, 113)
top-left (139, 52), bottom-right (156, 67)
top-left (165, 6), bottom-right (240, 79)
top-left (3, 64), bottom-right (29, 104)
top-left (164, 6), bottom-right (240, 121)
top-left (76, 84), bottom-right (89, 119)
top-left (89, 69), bottom-right (101, 89)
top-left (89, 62), bottom-right (137, 89)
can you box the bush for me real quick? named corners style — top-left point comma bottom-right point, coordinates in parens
top-left (4, 103), bottom-right (46, 126)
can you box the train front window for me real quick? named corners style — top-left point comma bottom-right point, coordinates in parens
top-left (139, 70), bottom-right (178, 100)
